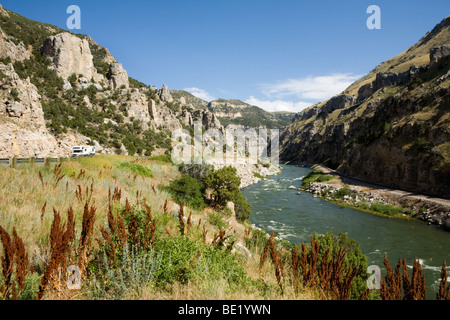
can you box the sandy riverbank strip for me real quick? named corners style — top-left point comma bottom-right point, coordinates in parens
top-left (306, 164), bottom-right (450, 231)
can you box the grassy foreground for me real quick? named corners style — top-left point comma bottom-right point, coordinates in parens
top-left (0, 155), bottom-right (448, 301)
top-left (0, 155), bottom-right (315, 300)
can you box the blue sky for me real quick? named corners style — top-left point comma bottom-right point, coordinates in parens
top-left (1, 0), bottom-right (449, 112)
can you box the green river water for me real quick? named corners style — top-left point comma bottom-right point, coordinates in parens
top-left (241, 164), bottom-right (450, 300)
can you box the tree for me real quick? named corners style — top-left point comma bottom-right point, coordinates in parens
top-left (204, 166), bottom-right (241, 207)
top-left (233, 192), bottom-right (251, 222)
top-left (168, 174), bottom-right (205, 210)
top-left (179, 163), bottom-right (214, 185)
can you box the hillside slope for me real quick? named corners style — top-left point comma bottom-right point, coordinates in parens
top-left (0, 6), bottom-right (224, 158)
top-left (208, 99), bottom-right (294, 129)
top-left (280, 16), bottom-right (450, 197)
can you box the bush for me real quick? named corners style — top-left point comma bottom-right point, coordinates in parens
top-left (233, 192), bottom-right (252, 222)
top-left (18, 273), bottom-right (41, 300)
top-left (167, 174), bottom-right (205, 210)
top-left (370, 201), bottom-right (404, 216)
top-left (205, 166), bottom-right (241, 207)
top-left (153, 236), bottom-right (248, 287)
top-left (179, 163), bottom-right (214, 184)
top-left (10, 88), bottom-right (20, 102)
top-left (313, 232), bottom-right (370, 300)
top-left (334, 185), bottom-right (353, 199)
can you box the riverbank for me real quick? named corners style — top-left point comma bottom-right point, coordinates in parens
top-left (297, 164), bottom-right (450, 231)
top-left (212, 160), bottom-right (282, 189)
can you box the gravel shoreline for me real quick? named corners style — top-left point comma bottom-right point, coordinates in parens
top-left (301, 163), bottom-right (450, 231)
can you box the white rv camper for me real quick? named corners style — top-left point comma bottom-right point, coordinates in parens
top-left (71, 146), bottom-right (96, 158)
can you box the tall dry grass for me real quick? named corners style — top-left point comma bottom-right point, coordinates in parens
top-left (379, 254), bottom-right (428, 300)
top-left (288, 237), bottom-right (359, 300)
top-left (1, 155), bottom-right (448, 301)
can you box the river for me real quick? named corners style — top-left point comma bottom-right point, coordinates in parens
top-left (241, 164), bottom-right (450, 300)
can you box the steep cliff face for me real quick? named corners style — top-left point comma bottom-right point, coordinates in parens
top-left (0, 63), bottom-right (86, 158)
top-left (280, 16), bottom-right (450, 197)
top-left (0, 8), bottom-right (227, 158)
top-left (41, 32), bottom-right (100, 82)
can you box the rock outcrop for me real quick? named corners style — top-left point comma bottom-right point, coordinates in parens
top-left (0, 27), bottom-right (31, 62)
top-left (321, 94), bottom-right (356, 114)
top-left (148, 98), bottom-right (181, 131)
top-left (158, 84), bottom-right (173, 102)
top-left (124, 89), bottom-right (151, 130)
top-left (0, 63), bottom-right (85, 158)
top-left (430, 44), bottom-right (450, 65)
top-left (358, 67), bottom-right (422, 101)
top-left (192, 109), bottom-right (223, 131)
top-left (107, 62), bottom-right (129, 89)
top-left (212, 160), bottom-right (281, 189)
top-left (41, 32), bottom-right (100, 82)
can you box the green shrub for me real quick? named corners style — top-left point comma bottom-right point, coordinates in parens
top-left (233, 192), bottom-right (252, 222)
top-left (253, 172), bottom-right (264, 179)
top-left (313, 232), bottom-right (371, 300)
top-left (370, 201), bottom-right (404, 216)
top-left (18, 272), bottom-right (41, 300)
top-left (205, 166), bottom-right (241, 207)
top-left (153, 236), bottom-right (248, 287)
top-left (335, 185), bottom-right (353, 199)
top-left (179, 163), bottom-right (214, 184)
top-left (167, 174), bottom-right (205, 210)
top-left (10, 88), bottom-right (21, 102)
top-left (88, 245), bottom-right (162, 299)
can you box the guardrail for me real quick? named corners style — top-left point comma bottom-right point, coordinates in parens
top-left (0, 157), bottom-right (68, 168)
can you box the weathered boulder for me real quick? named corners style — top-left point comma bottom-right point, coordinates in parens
top-left (430, 44), bottom-right (450, 65)
top-left (107, 62), bottom-right (129, 89)
top-left (41, 32), bottom-right (98, 81)
top-left (158, 84), bottom-right (173, 102)
top-left (5, 101), bottom-right (26, 117)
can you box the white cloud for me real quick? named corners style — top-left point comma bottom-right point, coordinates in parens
top-left (245, 96), bottom-right (312, 113)
top-left (260, 73), bottom-right (361, 101)
top-left (183, 87), bottom-right (215, 102)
